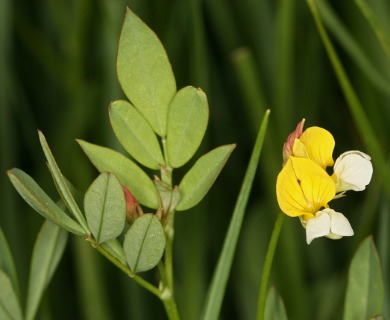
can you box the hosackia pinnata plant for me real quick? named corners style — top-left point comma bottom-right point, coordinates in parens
top-left (5, 8), bottom-right (234, 320)
top-left (2, 5), bottom-right (387, 320)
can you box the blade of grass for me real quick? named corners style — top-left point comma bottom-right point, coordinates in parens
top-left (316, 0), bottom-right (390, 98)
top-left (354, 0), bottom-right (390, 65)
top-left (307, 0), bottom-right (390, 200)
top-left (201, 109), bottom-right (270, 320)
top-left (231, 47), bottom-right (267, 130)
top-left (273, 0), bottom-right (295, 132)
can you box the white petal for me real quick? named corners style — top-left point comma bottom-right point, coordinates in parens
top-left (306, 211), bottom-right (331, 244)
top-left (329, 211), bottom-right (354, 237)
top-left (333, 151), bottom-right (373, 192)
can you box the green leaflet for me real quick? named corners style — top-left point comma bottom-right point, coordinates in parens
top-left (117, 8), bottom-right (176, 136)
top-left (38, 131), bottom-right (90, 233)
top-left (77, 140), bottom-right (159, 209)
top-left (123, 214), bottom-right (166, 273)
top-left (0, 270), bottom-right (22, 320)
top-left (84, 173), bottom-right (126, 244)
top-left (0, 229), bottom-right (20, 301)
top-left (25, 221), bottom-right (68, 320)
top-left (7, 168), bottom-right (85, 236)
top-left (166, 86), bottom-right (209, 168)
top-left (343, 236), bottom-right (384, 320)
top-left (110, 100), bottom-right (165, 169)
top-left (176, 144), bottom-right (236, 211)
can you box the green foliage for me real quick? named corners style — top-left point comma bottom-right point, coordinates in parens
top-left (77, 140), bottom-right (160, 209)
top-left (0, 229), bottom-right (20, 300)
top-left (84, 173), bottom-right (126, 244)
top-left (109, 100), bottom-right (165, 169)
top-left (123, 214), bottom-right (166, 273)
top-left (38, 131), bottom-right (90, 233)
top-left (7, 169), bottom-right (85, 236)
top-left (343, 237), bottom-right (384, 319)
top-left (117, 8), bottom-right (176, 137)
top-left (25, 221), bottom-right (68, 320)
top-left (2, 0), bottom-right (390, 319)
top-left (166, 86), bottom-right (209, 168)
top-left (177, 144), bottom-right (236, 211)
top-left (0, 269), bottom-right (23, 320)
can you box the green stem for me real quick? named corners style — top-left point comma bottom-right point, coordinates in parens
top-left (161, 211), bottom-right (181, 319)
top-left (256, 212), bottom-right (285, 320)
top-left (165, 219), bottom-right (175, 291)
top-left (85, 238), bottom-right (161, 298)
top-left (162, 290), bottom-right (181, 320)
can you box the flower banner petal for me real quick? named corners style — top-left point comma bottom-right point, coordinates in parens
top-left (297, 126), bottom-right (335, 168)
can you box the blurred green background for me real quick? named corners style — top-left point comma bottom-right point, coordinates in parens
top-left (1, 0), bottom-right (389, 319)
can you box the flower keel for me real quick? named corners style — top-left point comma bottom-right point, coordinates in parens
top-left (305, 209), bottom-right (353, 244)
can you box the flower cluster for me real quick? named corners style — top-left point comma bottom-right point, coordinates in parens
top-left (276, 119), bottom-right (373, 244)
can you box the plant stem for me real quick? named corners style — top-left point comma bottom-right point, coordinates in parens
top-left (86, 238), bottom-right (161, 298)
top-left (160, 211), bottom-right (181, 319)
top-left (164, 213), bottom-right (175, 291)
top-left (256, 212), bottom-right (285, 320)
top-left (162, 289), bottom-right (181, 320)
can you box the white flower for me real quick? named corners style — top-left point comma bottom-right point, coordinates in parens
top-left (305, 208), bottom-right (354, 244)
top-left (333, 151), bottom-right (373, 193)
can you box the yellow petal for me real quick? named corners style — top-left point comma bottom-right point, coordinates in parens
top-left (276, 157), bottom-right (336, 217)
top-left (292, 139), bottom-right (308, 158)
top-left (296, 127), bottom-right (335, 168)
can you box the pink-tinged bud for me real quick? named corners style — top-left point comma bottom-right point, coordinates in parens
top-left (282, 119), bottom-right (305, 165)
top-left (122, 186), bottom-right (143, 223)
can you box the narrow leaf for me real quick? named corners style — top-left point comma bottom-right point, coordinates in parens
top-left (201, 110), bottom-right (270, 320)
top-left (7, 168), bottom-right (85, 236)
top-left (38, 131), bottom-right (89, 233)
top-left (343, 236), bottom-right (384, 320)
top-left (166, 86), bottom-right (209, 168)
top-left (77, 140), bottom-right (159, 209)
top-left (84, 173), bottom-right (126, 244)
top-left (354, 0), bottom-right (390, 65)
top-left (264, 287), bottom-right (288, 320)
top-left (123, 214), bottom-right (166, 273)
top-left (117, 7), bottom-right (176, 136)
top-left (0, 229), bottom-right (20, 300)
top-left (307, 0), bottom-right (390, 201)
top-left (176, 144), bottom-right (236, 211)
top-left (0, 270), bottom-right (23, 320)
top-left (110, 100), bottom-right (165, 169)
top-left (26, 220), bottom-right (68, 320)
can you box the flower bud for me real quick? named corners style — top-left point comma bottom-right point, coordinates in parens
top-left (282, 119), bottom-right (305, 165)
top-left (122, 185), bottom-right (143, 223)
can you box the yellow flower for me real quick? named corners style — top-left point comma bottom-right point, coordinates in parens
top-left (276, 157), bottom-right (336, 220)
top-left (292, 126), bottom-right (335, 169)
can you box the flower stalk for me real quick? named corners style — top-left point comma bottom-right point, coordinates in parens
top-left (256, 212), bottom-right (284, 320)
